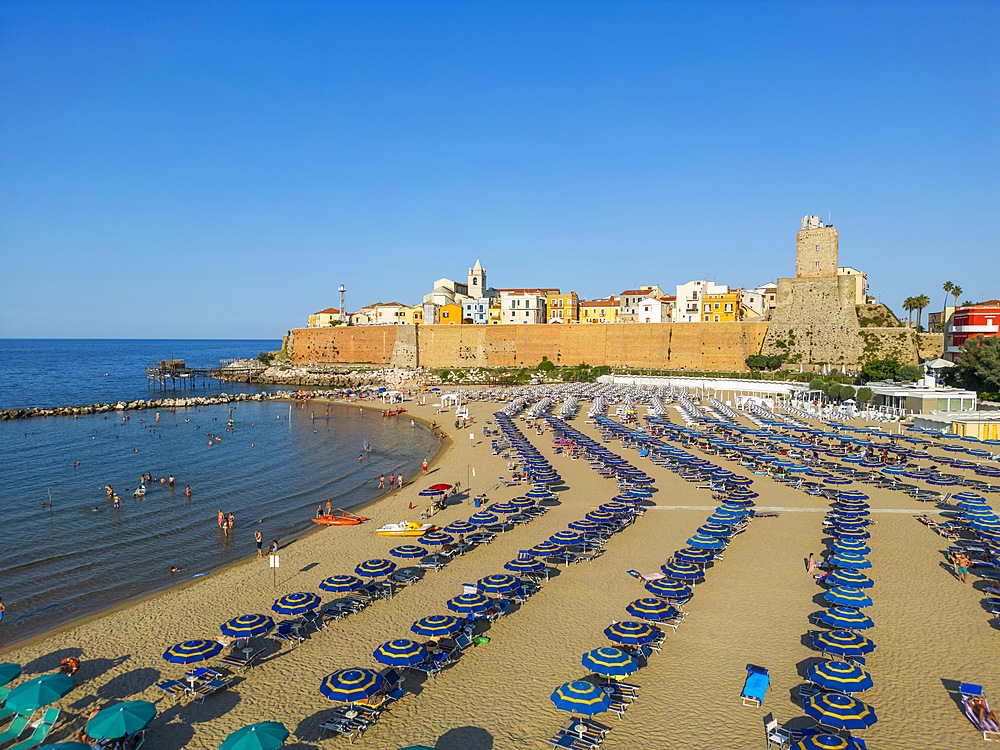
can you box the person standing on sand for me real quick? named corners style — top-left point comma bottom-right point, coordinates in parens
top-left (422, 459), bottom-right (428, 475)
top-left (955, 552), bottom-right (969, 583)
top-left (255, 530), bottom-right (263, 557)
top-left (397, 473), bottom-right (404, 490)
top-left (378, 475), bottom-right (385, 490)
top-left (806, 553), bottom-right (815, 574)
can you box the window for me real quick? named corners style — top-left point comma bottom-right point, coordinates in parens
top-left (815, 261), bottom-right (820, 269)
top-left (725, 304), bottom-right (733, 312)
top-left (815, 244), bottom-right (820, 252)
top-left (714, 315), bottom-right (720, 322)
top-left (704, 304), bottom-right (711, 312)
top-left (713, 303), bottom-right (720, 310)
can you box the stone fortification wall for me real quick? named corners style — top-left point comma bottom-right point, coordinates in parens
top-left (916, 332), bottom-right (944, 362)
top-left (289, 322), bottom-right (769, 371)
top-left (858, 328), bottom-right (922, 365)
top-left (762, 276), bottom-right (864, 366)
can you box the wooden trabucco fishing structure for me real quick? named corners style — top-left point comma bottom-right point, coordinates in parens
top-left (146, 359), bottom-right (259, 391)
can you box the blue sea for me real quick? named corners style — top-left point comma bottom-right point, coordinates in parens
top-left (0, 340), bottom-right (438, 646)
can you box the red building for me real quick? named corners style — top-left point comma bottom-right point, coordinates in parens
top-left (946, 300), bottom-right (1000, 361)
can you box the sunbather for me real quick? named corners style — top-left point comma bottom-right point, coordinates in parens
top-left (969, 696), bottom-right (1000, 728)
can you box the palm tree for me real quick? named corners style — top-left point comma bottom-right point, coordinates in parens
top-left (914, 293), bottom-right (930, 331)
top-left (902, 297), bottom-right (915, 327)
top-left (952, 285), bottom-right (963, 308)
top-left (942, 281), bottom-right (954, 318)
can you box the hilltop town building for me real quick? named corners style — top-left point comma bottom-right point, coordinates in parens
top-left (702, 290), bottom-right (741, 322)
top-left (581, 296), bottom-right (621, 323)
top-left (309, 307), bottom-right (342, 327)
top-left (946, 300), bottom-right (1000, 360)
top-left (500, 291), bottom-right (547, 324)
top-left (673, 281), bottom-right (729, 323)
top-left (620, 285), bottom-right (667, 316)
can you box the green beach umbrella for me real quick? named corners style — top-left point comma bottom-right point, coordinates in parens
top-left (86, 700), bottom-right (156, 739)
top-left (219, 721), bottom-right (289, 750)
top-left (0, 662), bottom-right (22, 686)
top-left (6, 673), bottom-right (74, 713)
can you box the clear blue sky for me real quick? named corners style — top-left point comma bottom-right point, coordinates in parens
top-left (1, 0), bottom-right (997, 338)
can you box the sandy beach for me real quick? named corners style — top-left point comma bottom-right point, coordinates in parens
top-left (2, 396), bottom-right (998, 750)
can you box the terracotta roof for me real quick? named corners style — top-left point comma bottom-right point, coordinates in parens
top-left (580, 297), bottom-right (619, 307)
top-left (315, 307), bottom-right (340, 314)
top-left (496, 288), bottom-right (560, 295)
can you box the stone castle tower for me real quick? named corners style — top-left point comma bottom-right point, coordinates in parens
top-left (761, 216), bottom-right (864, 369)
top-left (468, 259), bottom-right (486, 297)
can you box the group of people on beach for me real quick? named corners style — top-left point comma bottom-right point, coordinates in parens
top-left (377, 473), bottom-right (405, 492)
top-left (217, 509), bottom-right (236, 534)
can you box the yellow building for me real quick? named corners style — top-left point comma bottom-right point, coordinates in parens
top-left (701, 291), bottom-right (741, 322)
top-left (309, 307), bottom-right (342, 327)
top-left (438, 303), bottom-right (464, 325)
top-left (488, 304), bottom-right (502, 324)
top-left (580, 296), bottom-right (620, 323)
top-left (546, 292), bottom-right (580, 323)
top-left (399, 304), bottom-right (424, 325)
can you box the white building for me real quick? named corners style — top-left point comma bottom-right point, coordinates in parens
top-left (837, 267), bottom-right (869, 306)
top-left (637, 297), bottom-right (671, 323)
top-left (620, 285), bottom-right (667, 316)
top-left (500, 292), bottom-right (547, 324)
top-left (740, 290), bottom-right (768, 320)
top-left (673, 280), bottom-right (729, 322)
top-left (373, 302), bottom-right (406, 324)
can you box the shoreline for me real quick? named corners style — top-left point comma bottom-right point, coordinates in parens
top-left (0, 396), bottom-right (450, 652)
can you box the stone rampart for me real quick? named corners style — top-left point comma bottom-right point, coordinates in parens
top-left (289, 322), bottom-right (770, 371)
top-left (762, 276), bottom-right (864, 366)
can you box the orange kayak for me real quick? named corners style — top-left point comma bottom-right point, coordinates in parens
top-left (312, 512), bottom-right (367, 526)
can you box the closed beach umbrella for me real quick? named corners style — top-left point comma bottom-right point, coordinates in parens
top-left (221, 614), bottom-right (274, 638)
top-left (815, 607), bottom-right (875, 630)
top-left (373, 639), bottom-right (428, 668)
top-left (807, 661), bottom-right (874, 693)
top-left (793, 734), bottom-right (865, 750)
top-left (550, 681), bottom-right (611, 716)
top-left (272, 592), bottom-right (321, 615)
top-left (811, 630), bottom-right (876, 657)
top-left (550, 530), bottom-right (583, 545)
top-left (411, 615), bottom-right (463, 638)
top-left (444, 520), bottom-right (477, 534)
top-left (6, 673), bottom-right (74, 713)
top-left (162, 639), bottom-right (223, 664)
top-left (827, 570), bottom-right (874, 589)
top-left (320, 668), bottom-right (385, 703)
top-left (674, 547), bottom-right (714, 565)
top-left (420, 532), bottom-right (454, 546)
top-left (319, 575), bottom-right (364, 593)
top-left (804, 692), bottom-right (878, 731)
top-left (446, 592), bottom-right (495, 615)
top-left (504, 557), bottom-right (545, 575)
top-left (417, 488), bottom-right (445, 497)
top-left (219, 722), bottom-right (289, 750)
top-left (477, 574), bottom-right (521, 595)
top-left (390, 544), bottom-right (428, 559)
top-left (0, 663), bottom-right (22, 686)
top-left (685, 533), bottom-right (726, 550)
top-left (824, 587), bottom-right (873, 608)
top-left (645, 579), bottom-right (693, 600)
top-left (604, 620), bottom-right (660, 645)
top-left (469, 511), bottom-right (499, 526)
top-left (581, 648), bottom-right (638, 678)
top-left (661, 561), bottom-right (703, 581)
top-left (86, 701), bottom-right (157, 739)
top-left (625, 598), bottom-right (678, 622)
top-left (355, 559), bottom-right (397, 577)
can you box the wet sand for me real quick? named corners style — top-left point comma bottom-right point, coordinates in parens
top-left (2, 398), bottom-right (997, 749)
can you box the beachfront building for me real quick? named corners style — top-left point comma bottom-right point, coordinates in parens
top-left (580, 296), bottom-right (621, 323)
top-left (308, 307), bottom-right (342, 327)
top-left (637, 296), bottom-right (672, 323)
top-left (945, 300), bottom-right (1000, 361)
top-left (913, 411), bottom-right (1000, 440)
top-left (500, 291), bottom-right (547, 324)
top-left (837, 266), bottom-right (870, 305)
top-left (866, 378), bottom-right (977, 417)
top-left (399, 304), bottom-right (424, 325)
top-left (673, 280), bottom-right (729, 322)
top-left (620, 285), bottom-right (667, 316)
top-left (546, 291), bottom-right (580, 323)
top-left (702, 289), bottom-right (741, 322)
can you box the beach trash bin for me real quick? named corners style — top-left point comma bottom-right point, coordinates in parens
top-left (474, 497), bottom-right (482, 509)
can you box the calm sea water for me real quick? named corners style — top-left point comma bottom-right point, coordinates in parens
top-left (0, 340), bottom-right (439, 646)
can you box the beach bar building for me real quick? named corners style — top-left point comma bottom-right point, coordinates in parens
top-left (913, 411), bottom-right (1000, 440)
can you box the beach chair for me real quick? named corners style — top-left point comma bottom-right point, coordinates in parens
top-left (558, 717), bottom-right (610, 744)
top-left (742, 664), bottom-right (770, 707)
top-left (319, 715), bottom-right (366, 744)
top-left (154, 679), bottom-right (189, 702)
top-left (547, 731), bottom-right (603, 750)
top-left (218, 649), bottom-right (263, 672)
top-left (6, 707), bottom-right (59, 750)
top-left (191, 677), bottom-right (231, 702)
top-left (763, 713), bottom-right (792, 749)
top-left (0, 711), bottom-right (35, 745)
top-left (662, 611), bottom-right (688, 633)
top-left (269, 621), bottom-right (304, 648)
top-left (960, 683), bottom-right (1000, 741)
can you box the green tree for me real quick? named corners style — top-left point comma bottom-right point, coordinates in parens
top-left (942, 281), bottom-right (954, 320)
top-left (838, 384), bottom-right (856, 401)
top-left (809, 378), bottom-right (825, 392)
top-left (913, 294), bottom-right (930, 331)
top-left (952, 285), bottom-right (963, 308)
top-left (953, 337), bottom-right (1000, 394)
top-left (537, 356), bottom-right (556, 372)
top-left (822, 381), bottom-right (842, 400)
top-left (861, 357), bottom-right (902, 382)
top-left (902, 297), bottom-right (915, 327)
top-left (856, 386), bottom-right (874, 404)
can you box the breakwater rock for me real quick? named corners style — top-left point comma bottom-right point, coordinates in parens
top-left (0, 391), bottom-right (282, 421)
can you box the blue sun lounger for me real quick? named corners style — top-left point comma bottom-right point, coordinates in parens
top-left (742, 663), bottom-right (770, 707)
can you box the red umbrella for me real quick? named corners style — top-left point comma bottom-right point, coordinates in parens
top-left (428, 483), bottom-right (452, 491)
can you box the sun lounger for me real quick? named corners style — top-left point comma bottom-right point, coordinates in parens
top-left (6, 707), bottom-right (59, 750)
top-left (662, 612), bottom-right (688, 633)
top-left (961, 682), bottom-right (1000, 741)
top-left (154, 679), bottom-right (189, 702)
top-left (547, 731), bottom-right (602, 750)
top-left (269, 621), bottom-right (304, 648)
top-left (742, 664), bottom-right (770, 707)
top-left (319, 715), bottom-right (367, 743)
top-left (0, 711), bottom-right (35, 745)
top-left (191, 677), bottom-right (231, 702)
top-left (218, 649), bottom-right (263, 672)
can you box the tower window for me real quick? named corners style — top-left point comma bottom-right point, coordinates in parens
top-left (815, 261), bottom-right (820, 269)
top-left (815, 244), bottom-right (820, 252)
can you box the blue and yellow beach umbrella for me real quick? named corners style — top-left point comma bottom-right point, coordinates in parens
top-left (685, 533), bottom-right (726, 550)
top-left (504, 557), bottom-right (545, 575)
top-left (661, 561), bottom-right (704, 581)
top-left (625, 598), bottom-right (678, 622)
top-left (807, 661), bottom-right (874, 693)
top-left (446, 592), bottom-right (494, 615)
top-left (581, 647), bottom-right (638, 678)
top-left (793, 733), bottom-right (866, 750)
top-left (272, 592), bottom-right (321, 615)
top-left (550, 681), bottom-right (611, 716)
top-left (569, 519), bottom-right (602, 533)
top-left (645, 579), bottom-right (692, 600)
top-left (355, 559), bottom-right (397, 578)
top-left (491, 502), bottom-right (520, 515)
top-left (804, 692), bottom-right (878, 731)
top-left (221, 614), bottom-right (274, 638)
top-left (508, 496), bottom-right (536, 510)
top-left (320, 668), bottom-right (385, 703)
top-left (550, 530), bottom-right (583, 545)
top-left (604, 620), bottom-right (660, 646)
top-left (824, 586), bottom-right (873, 608)
top-left (162, 639), bottom-right (223, 664)
top-left (319, 575), bottom-right (364, 593)
top-left (827, 570), bottom-right (874, 589)
top-left (531, 541), bottom-right (564, 557)
top-left (421, 532), bottom-right (454, 546)
top-left (673, 547), bottom-right (714, 565)
top-left (411, 614), bottom-right (463, 638)
top-left (390, 545), bottom-right (428, 559)
top-left (811, 630), bottom-right (876, 657)
top-left (373, 639), bottom-right (428, 668)
top-left (477, 574), bottom-right (521, 595)
top-left (444, 520), bottom-right (477, 533)
top-left (815, 607), bottom-right (874, 630)
top-left (469, 512), bottom-right (499, 526)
